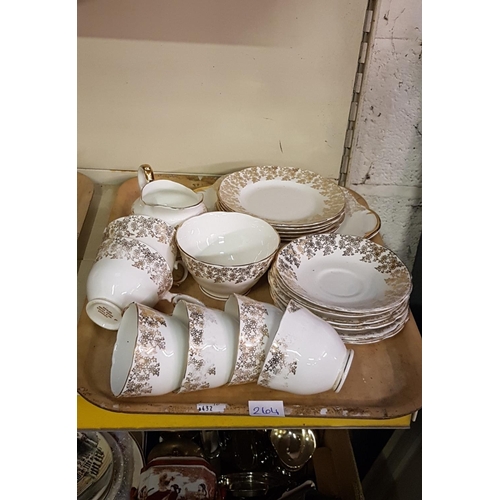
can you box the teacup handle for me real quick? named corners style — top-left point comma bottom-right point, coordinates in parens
top-left (172, 259), bottom-right (189, 286)
top-left (159, 290), bottom-right (205, 306)
top-left (138, 164), bottom-right (155, 191)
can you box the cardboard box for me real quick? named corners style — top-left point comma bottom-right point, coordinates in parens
top-left (313, 430), bottom-right (364, 500)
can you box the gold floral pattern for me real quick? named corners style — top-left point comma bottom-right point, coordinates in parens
top-left (104, 214), bottom-right (176, 246)
top-left (228, 297), bottom-right (271, 386)
top-left (338, 187), bottom-right (381, 239)
top-left (180, 250), bottom-right (274, 285)
top-left (275, 234), bottom-right (411, 309)
top-left (96, 237), bottom-right (172, 294)
top-left (339, 187), bottom-right (365, 217)
top-left (218, 166), bottom-right (345, 224)
top-left (177, 304), bottom-right (217, 393)
top-left (268, 259), bottom-right (411, 344)
top-left (121, 304), bottom-right (167, 397)
top-left (258, 335), bottom-right (297, 389)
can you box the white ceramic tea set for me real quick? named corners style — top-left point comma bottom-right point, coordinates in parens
top-left (84, 163), bottom-right (414, 397)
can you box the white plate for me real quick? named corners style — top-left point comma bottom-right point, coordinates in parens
top-left (336, 187), bottom-right (381, 239)
top-left (275, 233), bottom-right (412, 313)
top-left (218, 166), bottom-right (345, 225)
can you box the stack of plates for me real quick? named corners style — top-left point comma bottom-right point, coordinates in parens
top-left (217, 166), bottom-right (346, 241)
top-left (78, 432), bottom-right (114, 500)
top-left (268, 233), bottom-right (413, 344)
top-left (78, 431), bottom-right (144, 500)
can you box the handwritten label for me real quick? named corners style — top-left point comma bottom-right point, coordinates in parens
top-left (196, 403), bottom-right (226, 413)
top-left (248, 400), bottom-right (285, 417)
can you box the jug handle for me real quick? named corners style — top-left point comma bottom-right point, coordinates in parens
top-left (138, 164), bottom-right (155, 191)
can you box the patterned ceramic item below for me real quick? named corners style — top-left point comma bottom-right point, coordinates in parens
top-left (274, 233), bottom-right (412, 313)
top-left (131, 165), bottom-right (207, 227)
top-left (175, 211), bottom-right (280, 300)
top-left (137, 456), bottom-right (217, 500)
top-left (103, 214), bottom-right (178, 266)
top-left (218, 165), bottom-right (345, 225)
top-left (110, 303), bottom-right (189, 397)
top-left (224, 294), bottom-right (284, 386)
top-left (78, 432), bottom-right (114, 500)
top-left (257, 300), bottom-right (354, 395)
top-left (336, 187), bottom-right (381, 239)
top-left (78, 432), bottom-right (140, 500)
top-left (173, 301), bottom-right (239, 393)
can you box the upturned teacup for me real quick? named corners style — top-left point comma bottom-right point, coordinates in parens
top-left (86, 237), bottom-right (200, 330)
top-left (224, 294), bottom-right (283, 386)
top-left (172, 300), bottom-right (239, 392)
top-left (103, 214), bottom-right (177, 267)
top-left (110, 302), bottom-right (189, 397)
top-left (257, 300), bottom-right (354, 395)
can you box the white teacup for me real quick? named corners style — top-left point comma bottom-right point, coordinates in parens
top-left (110, 302), bottom-right (189, 397)
top-left (103, 214), bottom-right (178, 266)
top-left (257, 300), bottom-right (354, 395)
top-left (176, 211), bottom-right (280, 300)
top-left (172, 300), bottom-right (239, 392)
top-left (86, 237), bottom-right (201, 330)
top-left (131, 164), bottom-right (207, 227)
top-left (224, 294), bottom-right (283, 386)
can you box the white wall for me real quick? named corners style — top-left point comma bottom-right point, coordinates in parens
top-left (77, 0), bottom-right (367, 179)
top-left (346, 0), bottom-right (422, 269)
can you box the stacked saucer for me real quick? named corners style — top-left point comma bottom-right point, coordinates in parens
top-left (216, 166), bottom-right (346, 241)
top-left (268, 233), bottom-right (413, 344)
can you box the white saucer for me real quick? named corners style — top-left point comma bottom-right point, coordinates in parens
top-left (275, 234), bottom-right (412, 313)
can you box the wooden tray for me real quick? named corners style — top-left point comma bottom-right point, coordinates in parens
top-left (77, 172), bottom-right (95, 238)
top-left (77, 176), bottom-right (422, 419)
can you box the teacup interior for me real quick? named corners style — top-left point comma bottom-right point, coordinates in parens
top-left (110, 303), bottom-right (139, 396)
top-left (177, 213), bottom-right (279, 265)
